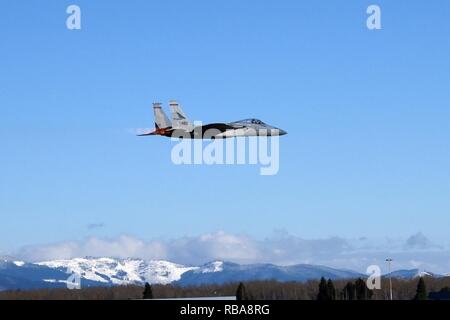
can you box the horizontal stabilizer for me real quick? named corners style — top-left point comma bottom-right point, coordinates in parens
top-left (136, 131), bottom-right (156, 136)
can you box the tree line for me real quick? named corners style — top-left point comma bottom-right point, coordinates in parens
top-left (1, 276), bottom-right (449, 300)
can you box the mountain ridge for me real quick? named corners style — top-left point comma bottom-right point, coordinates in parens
top-left (0, 257), bottom-right (446, 291)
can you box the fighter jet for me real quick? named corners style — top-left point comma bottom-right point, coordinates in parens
top-left (138, 101), bottom-right (287, 139)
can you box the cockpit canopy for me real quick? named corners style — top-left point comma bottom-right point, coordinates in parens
top-left (232, 118), bottom-right (266, 125)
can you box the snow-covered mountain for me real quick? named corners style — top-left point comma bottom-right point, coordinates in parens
top-left (37, 258), bottom-right (196, 285)
top-left (0, 259), bottom-right (105, 291)
top-left (385, 269), bottom-right (443, 279)
top-left (36, 259), bottom-right (365, 286)
top-left (0, 257), bottom-right (446, 291)
top-left (176, 261), bottom-right (363, 286)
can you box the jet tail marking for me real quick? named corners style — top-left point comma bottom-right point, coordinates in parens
top-left (169, 100), bottom-right (193, 132)
top-left (153, 102), bottom-right (172, 129)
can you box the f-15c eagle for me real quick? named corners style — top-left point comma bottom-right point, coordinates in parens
top-left (138, 101), bottom-right (287, 139)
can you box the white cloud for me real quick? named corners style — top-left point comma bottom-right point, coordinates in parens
top-left (19, 235), bottom-right (167, 262)
top-left (16, 231), bottom-right (450, 274)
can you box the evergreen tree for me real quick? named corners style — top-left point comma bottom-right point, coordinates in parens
top-left (142, 282), bottom-right (153, 299)
top-left (413, 278), bottom-right (427, 300)
top-left (236, 282), bottom-right (248, 300)
top-left (342, 282), bottom-right (356, 300)
top-left (354, 278), bottom-right (373, 300)
top-left (317, 277), bottom-right (330, 301)
top-left (327, 279), bottom-right (336, 300)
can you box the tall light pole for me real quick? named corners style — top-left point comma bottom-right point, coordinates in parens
top-left (386, 258), bottom-right (393, 300)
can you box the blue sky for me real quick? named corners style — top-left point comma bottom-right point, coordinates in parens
top-left (1, 1), bottom-right (450, 270)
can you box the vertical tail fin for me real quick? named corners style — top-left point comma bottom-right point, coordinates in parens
top-left (153, 103), bottom-right (172, 129)
top-left (169, 100), bottom-right (193, 131)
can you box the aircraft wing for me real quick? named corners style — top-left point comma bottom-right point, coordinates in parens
top-left (226, 124), bottom-right (246, 129)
